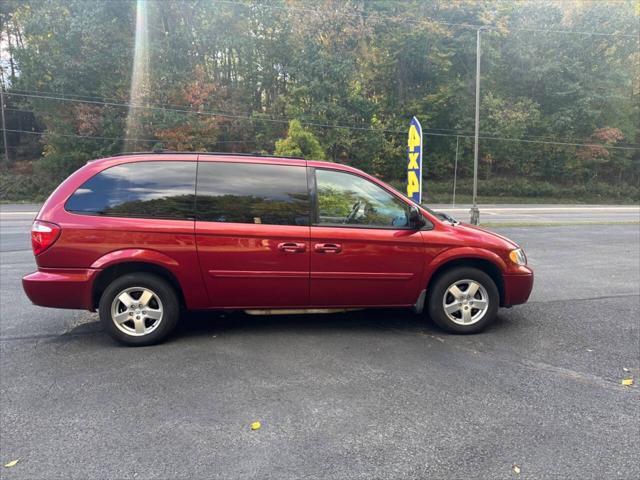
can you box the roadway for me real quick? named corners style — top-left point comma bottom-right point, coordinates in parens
top-left (0, 204), bottom-right (638, 479)
top-left (433, 203), bottom-right (640, 225)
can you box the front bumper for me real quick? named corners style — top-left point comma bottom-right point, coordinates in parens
top-left (502, 266), bottom-right (534, 306)
top-left (22, 268), bottom-right (99, 310)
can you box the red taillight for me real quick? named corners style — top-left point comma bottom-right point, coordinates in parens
top-left (31, 221), bottom-right (61, 256)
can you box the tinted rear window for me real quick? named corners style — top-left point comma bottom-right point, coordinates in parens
top-left (196, 162), bottom-right (309, 226)
top-left (65, 161), bottom-right (196, 219)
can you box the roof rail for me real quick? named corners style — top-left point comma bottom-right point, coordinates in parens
top-left (199, 151), bottom-right (305, 160)
top-left (112, 150), bottom-right (188, 157)
top-left (109, 150), bottom-right (305, 160)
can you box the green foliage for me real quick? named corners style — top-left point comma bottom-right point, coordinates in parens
top-left (36, 149), bottom-right (92, 183)
top-left (412, 178), bottom-right (640, 204)
top-left (0, 172), bottom-right (54, 201)
top-left (1, 0), bottom-right (638, 202)
top-left (274, 120), bottom-right (326, 160)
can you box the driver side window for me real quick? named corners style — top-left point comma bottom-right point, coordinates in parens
top-left (315, 169), bottom-right (409, 228)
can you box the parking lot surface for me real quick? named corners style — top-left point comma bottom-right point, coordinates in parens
top-left (1, 209), bottom-right (638, 479)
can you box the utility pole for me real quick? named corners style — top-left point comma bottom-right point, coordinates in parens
top-left (470, 27), bottom-right (484, 225)
top-left (452, 135), bottom-right (459, 207)
top-left (0, 87), bottom-right (9, 169)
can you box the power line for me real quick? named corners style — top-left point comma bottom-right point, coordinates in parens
top-left (4, 124), bottom-right (637, 153)
top-left (3, 91), bottom-right (457, 137)
top-left (6, 91), bottom-right (465, 137)
top-left (497, 25), bottom-right (639, 38)
top-left (6, 91), bottom-right (284, 125)
top-left (6, 101), bottom-right (639, 148)
top-left (4, 90), bottom-right (472, 135)
top-left (215, 0), bottom-right (487, 30)
top-left (3, 128), bottom-right (256, 145)
top-left (6, 103), bottom-right (468, 134)
top-left (3, 129), bottom-right (159, 143)
top-left (5, 88), bottom-right (284, 123)
top-left (3, 92), bottom-right (467, 134)
top-left (4, 93), bottom-right (639, 151)
top-left (215, 0), bottom-right (640, 38)
top-left (476, 134), bottom-right (638, 150)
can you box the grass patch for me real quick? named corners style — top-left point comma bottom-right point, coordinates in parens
top-left (389, 178), bottom-right (640, 205)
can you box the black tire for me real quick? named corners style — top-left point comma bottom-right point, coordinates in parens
top-left (98, 273), bottom-right (180, 346)
top-left (427, 267), bottom-right (499, 334)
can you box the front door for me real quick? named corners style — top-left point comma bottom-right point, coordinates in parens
top-left (309, 168), bottom-right (426, 307)
top-left (195, 160), bottom-right (310, 308)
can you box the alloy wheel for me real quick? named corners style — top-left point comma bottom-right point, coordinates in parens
top-left (442, 279), bottom-right (489, 326)
top-left (110, 286), bottom-right (164, 336)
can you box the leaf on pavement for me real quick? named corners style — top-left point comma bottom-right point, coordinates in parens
top-left (621, 378), bottom-right (633, 386)
top-left (250, 421), bottom-right (261, 430)
top-left (4, 459), bottom-right (20, 468)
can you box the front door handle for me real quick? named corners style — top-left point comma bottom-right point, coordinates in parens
top-left (314, 243), bottom-right (342, 254)
top-left (277, 242), bottom-right (307, 253)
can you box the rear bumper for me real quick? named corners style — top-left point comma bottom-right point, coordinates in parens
top-left (22, 268), bottom-right (99, 310)
top-left (503, 267), bottom-right (534, 306)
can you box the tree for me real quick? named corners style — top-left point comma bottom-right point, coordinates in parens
top-left (2, 0), bottom-right (638, 202)
top-left (274, 120), bottom-right (326, 159)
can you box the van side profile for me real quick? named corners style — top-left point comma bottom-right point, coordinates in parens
top-left (23, 153), bottom-right (533, 345)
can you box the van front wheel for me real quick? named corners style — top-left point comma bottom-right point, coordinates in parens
top-left (427, 267), bottom-right (499, 334)
top-left (99, 273), bottom-right (179, 346)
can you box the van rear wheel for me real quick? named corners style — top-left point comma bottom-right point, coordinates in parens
top-left (428, 267), bottom-right (499, 334)
top-left (99, 273), bottom-right (179, 346)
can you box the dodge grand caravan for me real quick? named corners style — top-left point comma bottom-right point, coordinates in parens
top-left (23, 153), bottom-right (533, 346)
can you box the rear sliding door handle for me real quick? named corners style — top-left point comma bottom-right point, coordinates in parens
top-left (277, 242), bottom-right (307, 253)
top-left (314, 243), bottom-right (342, 253)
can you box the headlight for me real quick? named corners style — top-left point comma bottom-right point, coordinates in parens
top-left (509, 248), bottom-right (527, 265)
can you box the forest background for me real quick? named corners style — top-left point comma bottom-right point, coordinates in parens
top-left (1, 0), bottom-right (638, 203)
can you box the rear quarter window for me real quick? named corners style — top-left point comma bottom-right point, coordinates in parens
top-left (65, 161), bottom-right (197, 219)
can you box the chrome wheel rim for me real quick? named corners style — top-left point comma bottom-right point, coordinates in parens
top-left (442, 279), bottom-right (489, 326)
top-left (111, 287), bottom-right (163, 336)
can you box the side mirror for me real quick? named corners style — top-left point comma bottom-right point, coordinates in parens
top-left (409, 206), bottom-right (426, 229)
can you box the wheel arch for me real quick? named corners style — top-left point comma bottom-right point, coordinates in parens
top-left (92, 261), bottom-right (186, 310)
top-left (426, 255), bottom-right (505, 307)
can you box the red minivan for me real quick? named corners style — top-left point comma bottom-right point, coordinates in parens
top-left (23, 153), bottom-right (533, 346)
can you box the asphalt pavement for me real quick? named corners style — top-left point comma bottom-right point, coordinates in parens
top-left (0, 205), bottom-right (638, 479)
